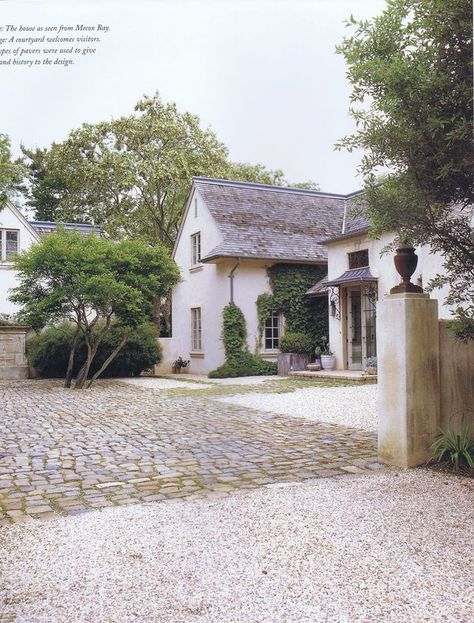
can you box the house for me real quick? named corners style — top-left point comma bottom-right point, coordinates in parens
top-left (0, 201), bottom-right (101, 317)
top-left (307, 206), bottom-right (457, 371)
top-left (159, 177), bottom-right (358, 374)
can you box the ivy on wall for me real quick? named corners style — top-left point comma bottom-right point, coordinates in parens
top-left (256, 264), bottom-right (328, 350)
top-left (209, 303), bottom-right (277, 378)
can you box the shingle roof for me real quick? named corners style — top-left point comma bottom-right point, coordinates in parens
top-left (306, 275), bottom-right (328, 297)
top-left (321, 195), bottom-right (369, 244)
top-left (194, 178), bottom-right (350, 264)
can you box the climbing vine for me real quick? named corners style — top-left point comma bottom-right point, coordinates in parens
top-left (209, 303), bottom-right (277, 378)
top-left (256, 264), bottom-right (328, 350)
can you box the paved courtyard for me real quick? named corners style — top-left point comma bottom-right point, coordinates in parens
top-left (0, 379), bottom-right (381, 523)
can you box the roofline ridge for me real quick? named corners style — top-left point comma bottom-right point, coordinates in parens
top-left (29, 220), bottom-right (99, 228)
top-left (193, 176), bottom-right (362, 199)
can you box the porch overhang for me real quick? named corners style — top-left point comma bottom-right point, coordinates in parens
top-left (326, 267), bottom-right (377, 287)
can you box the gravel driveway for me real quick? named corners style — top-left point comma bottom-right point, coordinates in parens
top-left (1, 470), bottom-right (472, 622)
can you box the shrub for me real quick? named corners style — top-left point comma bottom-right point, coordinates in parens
top-left (447, 307), bottom-right (474, 343)
top-left (431, 422), bottom-right (474, 471)
top-left (27, 322), bottom-right (162, 378)
top-left (280, 332), bottom-right (314, 354)
top-left (209, 352), bottom-right (277, 378)
top-left (366, 356), bottom-right (377, 368)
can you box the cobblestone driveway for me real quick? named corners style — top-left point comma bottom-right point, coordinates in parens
top-left (0, 380), bottom-right (381, 523)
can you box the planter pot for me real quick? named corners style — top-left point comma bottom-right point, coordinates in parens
top-left (277, 353), bottom-right (311, 376)
top-left (172, 366), bottom-right (181, 374)
top-left (366, 366), bottom-right (377, 375)
top-left (320, 355), bottom-right (336, 370)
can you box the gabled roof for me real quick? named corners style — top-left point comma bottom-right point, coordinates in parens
top-left (193, 177), bottom-right (357, 264)
top-left (321, 196), bottom-right (369, 244)
top-left (2, 201), bottom-right (41, 242)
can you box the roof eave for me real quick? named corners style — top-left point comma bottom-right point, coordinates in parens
top-left (201, 253), bottom-right (327, 265)
top-left (319, 227), bottom-right (369, 245)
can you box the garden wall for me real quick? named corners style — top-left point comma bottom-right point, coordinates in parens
top-left (0, 326), bottom-right (30, 380)
top-left (439, 321), bottom-right (474, 432)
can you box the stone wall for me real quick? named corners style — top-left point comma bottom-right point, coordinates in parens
top-left (439, 321), bottom-right (474, 432)
top-left (0, 327), bottom-right (30, 380)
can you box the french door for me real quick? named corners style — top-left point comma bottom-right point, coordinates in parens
top-left (346, 286), bottom-right (376, 369)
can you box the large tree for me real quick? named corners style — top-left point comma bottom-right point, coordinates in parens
top-left (10, 230), bottom-right (180, 388)
top-left (336, 0), bottom-right (473, 308)
top-left (21, 93), bottom-right (285, 246)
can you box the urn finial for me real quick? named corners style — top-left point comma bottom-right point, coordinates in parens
top-left (390, 246), bottom-right (424, 294)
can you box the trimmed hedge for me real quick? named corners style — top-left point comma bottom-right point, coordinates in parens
top-left (279, 332), bottom-right (314, 354)
top-left (27, 321), bottom-right (162, 378)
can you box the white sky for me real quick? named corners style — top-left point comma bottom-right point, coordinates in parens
top-left (1, 0), bottom-right (387, 193)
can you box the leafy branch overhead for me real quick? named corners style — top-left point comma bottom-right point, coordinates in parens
top-left (336, 0), bottom-right (473, 311)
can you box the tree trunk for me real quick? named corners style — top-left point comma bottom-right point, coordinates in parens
top-left (64, 327), bottom-right (81, 388)
top-left (74, 353), bottom-right (93, 389)
top-left (86, 333), bottom-right (131, 388)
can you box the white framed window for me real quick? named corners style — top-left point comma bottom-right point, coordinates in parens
top-left (191, 232), bottom-right (201, 266)
top-left (264, 314), bottom-right (281, 350)
top-left (191, 307), bottom-right (202, 351)
top-left (0, 229), bottom-right (19, 261)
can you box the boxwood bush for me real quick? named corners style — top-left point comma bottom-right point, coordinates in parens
top-left (27, 321), bottom-right (162, 378)
top-left (279, 332), bottom-right (314, 354)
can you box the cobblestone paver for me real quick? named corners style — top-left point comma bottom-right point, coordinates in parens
top-left (0, 380), bottom-right (382, 523)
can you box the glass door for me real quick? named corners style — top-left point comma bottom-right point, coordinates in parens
top-left (347, 287), bottom-right (362, 369)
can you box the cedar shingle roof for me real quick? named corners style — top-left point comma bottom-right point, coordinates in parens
top-left (194, 178), bottom-right (350, 264)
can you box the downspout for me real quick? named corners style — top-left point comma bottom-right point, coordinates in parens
top-left (228, 257), bottom-right (241, 304)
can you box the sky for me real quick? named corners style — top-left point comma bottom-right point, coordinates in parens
top-left (1, 0), bottom-right (387, 194)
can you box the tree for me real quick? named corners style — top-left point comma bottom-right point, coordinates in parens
top-left (22, 92), bottom-right (285, 247)
top-left (336, 0), bottom-right (473, 309)
top-left (19, 146), bottom-right (67, 221)
top-left (10, 230), bottom-right (180, 388)
top-left (0, 134), bottom-right (24, 210)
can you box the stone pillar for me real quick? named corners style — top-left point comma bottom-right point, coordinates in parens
top-left (377, 293), bottom-right (440, 468)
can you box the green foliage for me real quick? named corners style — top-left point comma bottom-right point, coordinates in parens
top-left (431, 422), bottom-right (474, 471)
top-left (27, 322), bottom-right (162, 378)
top-left (336, 0), bottom-right (473, 309)
top-left (221, 304), bottom-right (247, 358)
top-left (209, 303), bottom-right (277, 378)
top-left (279, 332), bottom-right (314, 354)
top-left (0, 134), bottom-right (24, 209)
top-left (173, 356), bottom-right (189, 369)
top-left (447, 307), bottom-right (474, 343)
top-left (11, 229), bottom-right (179, 387)
top-left (256, 264), bottom-right (328, 349)
top-left (21, 92), bottom-right (285, 248)
top-left (365, 356), bottom-right (377, 368)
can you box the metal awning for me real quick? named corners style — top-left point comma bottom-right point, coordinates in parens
top-left (306, 275), bottom-right (328, 298)
top-left (326, 267), bottom-right (377, 287)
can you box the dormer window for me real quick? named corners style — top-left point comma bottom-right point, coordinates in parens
top-left (191, 232), bottom-right (201, 266)
top-left (348, 249), bottom-right (369, 269)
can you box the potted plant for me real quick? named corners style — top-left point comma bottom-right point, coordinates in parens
top-left (319, 336), bottom-right (335, 370)
top-left (172, 356), bottom-right (190, 374)
top-left (365, 356), bottom-right (377, 375)
top-left (278, 332), bottom-right (314, 375)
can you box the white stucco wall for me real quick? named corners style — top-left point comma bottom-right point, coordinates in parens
top-left (156, 188), bottom-right (276, 374)
top-left (327, 232), bottom-right (456, 370)
top-left (0, 204), bottom-right (39, 315)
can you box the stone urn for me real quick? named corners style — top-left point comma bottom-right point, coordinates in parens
top-left (390, 245), bottom-right (423, 294)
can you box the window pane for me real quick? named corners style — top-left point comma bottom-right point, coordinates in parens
top-left (348, 250), bottom-right (369, 269)
top-left (5, 231), bottom-right (18, 259)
